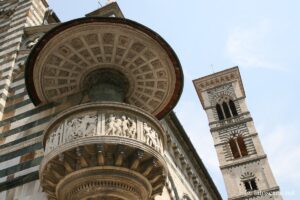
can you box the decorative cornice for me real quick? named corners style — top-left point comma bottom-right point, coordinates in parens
top-left (214, 132), bottom-right (258, 147)
top-left (193, 66), bottom-right (245, 107)
top-left (24, 24), bottom-right (59, 35)
top-left (210, 114), bottom-right (253, 132)
top-left (220, 154), bottom-right (267, 170)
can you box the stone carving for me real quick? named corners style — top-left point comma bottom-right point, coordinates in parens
top-left (105, 114), bottom-right (137, 138)
top-left (26, 37), bottom-right (40, 49)
top-left (128, 118), bottom-right (137, 138)
top-left (65, 119), bottom-right (76, 141)
top-left (106, 114), bottom-right (117, 135)
top-left (64, 114), bottom-right (97, 141)
top-left (121, 115), bottom-right (130, 136)
top-left (194, 67), bottom-right (242, 91)
top-left (45, 111), bottom-right (162, 154)
top-left (46, 124), bottom-right (64, 153)
top-left (241, 172), bottom-right (255, 180)
top-left (208, 84), bottom-right (235, 105)
top-left (143, 123), bottom-right (160, 151)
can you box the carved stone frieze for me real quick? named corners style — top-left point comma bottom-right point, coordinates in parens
top-left (45, 105), bottom-right (163, 155)
top-left (193, 67), bottom-right (244, 93)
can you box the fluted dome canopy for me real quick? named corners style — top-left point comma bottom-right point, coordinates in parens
top-left (25, 17), bottom-right (183, 119)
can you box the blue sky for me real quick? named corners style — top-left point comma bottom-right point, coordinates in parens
top-left (48, 0), bottom-right (300, 199)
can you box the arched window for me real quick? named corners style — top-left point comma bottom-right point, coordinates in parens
top-left (222, 102), bottom-right (231, 118)
top-left (244, 179), bottom-right (258, 191)
top-left (237, 135), bottom-right (248, 156)
top-left (229, 100), bottom-right (238, 116)
top-left (216, 103), bottom-right (224, 120)
top-left (229, 135), bottom-right (248, 159)
top-left (229, 138), bottom-right (240, 159)
top-left (215, 98), bottom-right (239, 121)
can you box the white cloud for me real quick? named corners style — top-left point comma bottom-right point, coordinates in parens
top-left (226, 20), bottom-right (282, 70)
top-left (259, 124), bottom-right (300, 191)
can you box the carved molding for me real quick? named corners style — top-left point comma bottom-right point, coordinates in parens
top-left (241, 172), bottom-right (255, 180)
top-left (210, 113), bottom-right (251, 130)
top-left (193, 67), bottom-right (243, 92)
top-left (208, 83), bottom-right (236, 106)
top-left (57, 167), bottom-right (151, 200)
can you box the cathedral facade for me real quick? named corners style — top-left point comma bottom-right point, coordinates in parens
top-left (0, 1), bottom-right (280, 200)
top-left (0, 1), bottom-right (220, 199)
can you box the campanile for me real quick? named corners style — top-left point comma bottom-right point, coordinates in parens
top-left (194, 67), bottom-right (282, 200)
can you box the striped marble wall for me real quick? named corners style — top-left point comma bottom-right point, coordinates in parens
top-left (0, 0), bottom-right (47, 120)
top-left (0, 0), bottom-right (48, 198)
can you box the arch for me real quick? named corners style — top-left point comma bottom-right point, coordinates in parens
top-left (229, 100), bottom-right (238, 116)
top-left (241, 172), bottom-right (255, 180)
top-left (222, 102), bottom-right (231, 118)
top-left (243, 178), bottom-right (258, 192)
top-left (212, 87), bottom-right (236, 106)
top-left (216, 103), bottom-right (224, 120)
top-left (229, 138), bottom-right (240, 159)
top-left (237, 135), bottom-right (248, 156)
top-left (229, 135), bottom-right (248, 159)
top-left (214, 96), bottom-right (239, 121)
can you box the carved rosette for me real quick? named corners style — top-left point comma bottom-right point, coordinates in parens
top-left (40, 102), bottom-right (167, 200)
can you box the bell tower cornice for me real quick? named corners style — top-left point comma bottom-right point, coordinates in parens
top-left (193, 66), bottom-right (245, 107)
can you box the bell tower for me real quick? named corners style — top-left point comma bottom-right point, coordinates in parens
top-left (193, 67), bottom-right (282, 200)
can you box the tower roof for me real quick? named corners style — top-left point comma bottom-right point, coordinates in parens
top-left (86, 2), bottom-right (124, 18)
